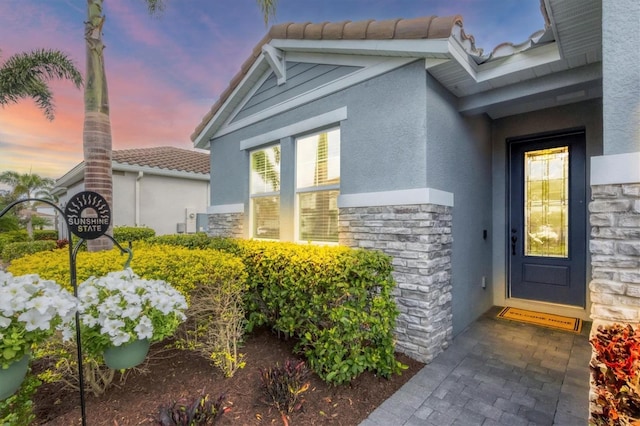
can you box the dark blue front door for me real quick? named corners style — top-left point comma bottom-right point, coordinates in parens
top-left (508, 131), bottom-right (586, 307)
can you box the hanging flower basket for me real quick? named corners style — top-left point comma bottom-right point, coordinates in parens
top-left (103, 338), bottom-right (150, 370)
top-left (0, 271), bottom-right (77, 400)
top-left (0, 354), bottom-right (30, 400)
top-left (77, 268), bottom-right (187, 370)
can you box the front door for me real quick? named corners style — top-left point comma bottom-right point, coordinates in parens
top-left (508, 131), bottom-right (586, 306)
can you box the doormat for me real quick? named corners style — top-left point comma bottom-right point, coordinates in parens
top-left (497, 307), bottom-right (583, 333)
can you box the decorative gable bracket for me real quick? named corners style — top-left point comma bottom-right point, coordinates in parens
top-left (262, 44), bottom-right (286, 85)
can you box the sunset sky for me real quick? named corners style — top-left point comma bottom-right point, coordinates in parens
top-left (0, 0), bottom-right (545, 180)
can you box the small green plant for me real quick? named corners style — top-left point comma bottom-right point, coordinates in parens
top-left (155, 392), bottom-right (227, 425)
top-left (0, 373), bottom-right (41, 425)
top-left (259, 359), bottom-right (310, 421)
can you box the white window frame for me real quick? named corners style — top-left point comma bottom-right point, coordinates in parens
top-left (294, 127), bottom-right (341, 244)
top-left (249, 144), bottom-right (281, 240)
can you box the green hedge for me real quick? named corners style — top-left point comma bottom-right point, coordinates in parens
top-left (234, 240), bottom-right (404, 384)
top-left (33, 230), bottom-right (58, 241)
top-left (113, 226), bottom-right (156, 242)
top-left (2, 240), bottom-right (57, 262)
top-left (0, 230), bottom-right (29, 254)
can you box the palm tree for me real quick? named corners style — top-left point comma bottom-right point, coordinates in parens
top-left (0, 171), bottom-right (55, 238)
top-left (0, 48), bottom-right (82, 120)
top-left (83, 0), bottom-right (276, 251)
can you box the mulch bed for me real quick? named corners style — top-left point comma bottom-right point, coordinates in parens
top-left (33, 328), bottom-right (423, 425)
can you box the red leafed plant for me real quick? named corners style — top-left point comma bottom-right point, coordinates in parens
top-left (590, 323), bottom-right (640, 425)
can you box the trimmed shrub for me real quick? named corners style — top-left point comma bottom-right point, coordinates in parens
top-left (113, 226), bottom-right (156, 242)
top-left (0, 230), bottom-right (29, 254)
top-left (235, 240), bottom-right (404, 384)
top-left (33, 230), bottom-right (58, 241)
top-left (144, 236), bottom-right (405, 384)
top-left (2, 240), bottom-right (57, 262)
top-left (146, 232), bottom-right (213, 249)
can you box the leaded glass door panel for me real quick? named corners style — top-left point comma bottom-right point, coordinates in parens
top-left (508, 132), bottom-right (586, 306)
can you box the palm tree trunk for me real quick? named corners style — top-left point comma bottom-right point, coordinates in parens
top-left (84, 0), bottom-right (113, 251)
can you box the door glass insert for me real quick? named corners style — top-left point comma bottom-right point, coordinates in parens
top-left (524, 146), bottom-right (569, 257)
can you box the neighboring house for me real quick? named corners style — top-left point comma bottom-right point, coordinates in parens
top-left (53, 146), bottom-right (210, 236)
top-left (191, 0), bottom-right (639, 363)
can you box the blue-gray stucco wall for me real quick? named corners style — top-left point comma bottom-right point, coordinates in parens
top-left (210, 60), bottom-right (428, 209)
top-left (210, 59), bottom-right (492, 337)
top-left (425, 74), bottom-right (494, 336)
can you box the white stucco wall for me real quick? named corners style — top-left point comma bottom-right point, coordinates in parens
top-left (114, 172), bottom-right (209, 236)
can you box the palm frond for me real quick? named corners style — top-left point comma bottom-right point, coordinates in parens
top-left (257, 0), bottom-right (277, 25)
top-left (0, 48), bottom-right (82, 120)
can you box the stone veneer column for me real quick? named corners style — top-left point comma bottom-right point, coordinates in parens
top-left (339, 203), bottom-right (453, 363)
top-left (588, 184), bottom-right (640, 417)
top-left (208, 213), bottom-right (244, 238)
top-left (589, 184), bottom-right (640, 322)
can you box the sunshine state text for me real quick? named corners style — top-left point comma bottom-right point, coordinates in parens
top-left (68, 217), bottom-right (109, 227)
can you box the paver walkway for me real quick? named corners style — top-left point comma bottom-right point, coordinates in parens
top-left (361, 307), bottom-right (591, 425)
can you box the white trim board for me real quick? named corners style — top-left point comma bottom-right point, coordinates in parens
top-left (207, 203), bottom-right (245, 214)
top-left (240, 107), bottom-right (347, 150)
top-left (338, 188), bottom-right (454, 208)
top-left (591, 152), bottom-right (640, 185)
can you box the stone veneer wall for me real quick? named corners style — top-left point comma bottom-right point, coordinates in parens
top-left (339, 203), bottom-right (453, 363)
top-left (589, 184), bottom-right (640, 322)
top-left (208, 212), bottom-right (244, 238)
top-left (589, 183), bottom-right (640, 417)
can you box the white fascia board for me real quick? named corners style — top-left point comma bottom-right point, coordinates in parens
top-left (338, 188), bottom-right (454, 208)
top-left (444, 38), bottom-right (562, 85)
top-left (270, 38), bottom-right (450, 58)
top-left (458, 62), bottom-right (601, 114)
top-left (113, 163), bottom-right (210, 181)
top-left (207, 203), bottom-right (244, 214)
top-left (54, 162), bottom-right (85, 190)
top-left (591, 152), bottom-right (640, 185)
top-left (193, 55), bottom-right (270, 149)
top-left (214, 56), bottom-right (415, 139)
top-left (475, 43), bottom-right (561, 83)
top-left (447, 37), bottom-right (479, 78)
top-left (240, 107), bottom-right (347, 150)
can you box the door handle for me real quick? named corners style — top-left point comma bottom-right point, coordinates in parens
top-left (511, 235), bottom-right (517, 255)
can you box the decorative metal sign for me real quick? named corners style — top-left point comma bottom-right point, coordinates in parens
top-left (65, 191), bottom-right (111, 239)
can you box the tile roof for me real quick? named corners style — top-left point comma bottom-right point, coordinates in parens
top-left (112, 146), bottom-right (209, 174)
top-left (191, 15), bottom-right (473, 142)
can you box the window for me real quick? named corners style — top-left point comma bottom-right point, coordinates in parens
top-left (250, 145), bottom-right (280, 239)
top-left (296, 128), bottom-right (340, 242)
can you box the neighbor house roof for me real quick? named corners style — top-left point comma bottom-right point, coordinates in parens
top-left (112, 146), bottom-right (209, 174)
top-left (190, 15), bottom-right (478, 142)
top-left (53, 146), bottom-right (209, 195)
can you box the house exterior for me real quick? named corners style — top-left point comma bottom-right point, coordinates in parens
top-left (53, 146), bottom-right (210, 236)
top-left (191, 0), bottom-right (639, 364)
